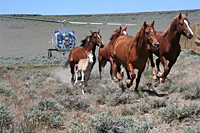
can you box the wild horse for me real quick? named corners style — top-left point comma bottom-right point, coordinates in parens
top-left (98, 26), bottom-right (127, 79)
top-left (148, 13), bottom-right (194, 83)
top-left (64, 30), bottom-right (104, 83)
top-left (113, 21), bottom-right (159, 91)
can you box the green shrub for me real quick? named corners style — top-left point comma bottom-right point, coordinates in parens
top-left (26, 98), bottom-right (64, 129)
top-left (137, 99), bottom-right (151, 114)
top-left (0, 103), bottom-right (14, 130)
top-left (184, 124), bottom-right (200, 133)
top-left (57, 95), bottom-right (90, 111)
top-left (121, 107), bottom-right (135, 116)
top-left (159, 103), bottom-right (200, 123)
top-left (157, 81), bottom-right (178, 93)
top-left (0, 81), bottom-right (13, 97)
top-left (68, 111), bottom-right (151, 133)
top-left (108, 91), bottom-right (136, 106)
top-left (149, 98), bottom-right (167, 109)
top-left (95, 92), bottom-right (107, 105)
top-left (183, 82), bottom-right (200, 100)
top-left (52, 84), bottom-right (73, 95)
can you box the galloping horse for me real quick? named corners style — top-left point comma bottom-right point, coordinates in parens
top-left (148, 13), bottom-right (194, 83)
top-left (113, 21), bottom-right (159, 91)
top-left (98, 26), bottom-right (127, 79)
top-left (64, 30), bottom-right (104, 83)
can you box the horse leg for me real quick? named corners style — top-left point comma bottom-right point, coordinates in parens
top-left (85, 60), bottom-right (95, 81)
top-left (126, 63), bottom-right (136, 88)
top-left (75, 70), bottom-right (78, 84)
top-left (116, 65), bottom-right (123, 87)
top-left (82, 71), bottom-right (88, 87)
top-left (145, 58), bottom-right (149, 71)
top-left (99, 60), bottom-right (102, 79)
top-left (156, 58), bottom-right (162, 76)
top-left (126, 67), bottom-right (131, 80)
top-left (81, 71), bottom-right (84, 82)
top-left (162, 60), bottom-right (176, 82)
top-left (70, 62), bottom-right (75, 83)
top-left (112, 62), bottom-right (118, 82)
top-left (111, 57), bottom-right (118, 81)
top-left (135, 66), bottom-right (145, 91)
top-left (159, 56), bottom-right (168, 83)
top-left (149, 53), bottom-right (157, 80)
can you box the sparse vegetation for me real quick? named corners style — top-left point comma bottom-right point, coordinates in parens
top-left (26, 98), bottom-right (65, 129)
top-left (0, 103), bottom-right (14, 131)
top-left (159, 103), bottom-right (200, 123)
top-left (0, 8), bottom-right (200, 132)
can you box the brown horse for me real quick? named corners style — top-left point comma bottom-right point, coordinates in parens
top-left (113, 21), bottom-right (159, 90)
top-left (64, 30), bottom-right (104, 83)
top-left (148, 13), bottom-right (194, 83)
top-left (98, 26), bottom-right (127, 79)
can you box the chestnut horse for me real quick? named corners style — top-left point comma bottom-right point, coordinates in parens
top-left (148, 13), bottom-right (194, 83)
top-left (113, 21), bottom-right (159, 91)
top-left (64, 30), bottom-right (104, 83)
top-left (98, 26), bottom-right (127, 79)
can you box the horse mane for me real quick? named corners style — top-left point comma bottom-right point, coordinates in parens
top-left (161, 16), bottom-right (179, 37)
top-left (80, 35), bottom-right (92, 47)
top-left (109, 29), bottom-right (120, 41)
top-left (131, 25), bottom-right (145, 48)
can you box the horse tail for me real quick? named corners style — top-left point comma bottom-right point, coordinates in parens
top-left (63, 59), bottom-right (70, 68)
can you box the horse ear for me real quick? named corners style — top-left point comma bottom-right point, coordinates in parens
top-left (151, 21), bottom-right (155, 27)
top-left (178, 13), bottom-right (182, 19)
top-left (143, 21), bottom-right (147, 28)
top-left (119, 26), bottom-right (122, 30)
top-left (90, 30), bottom-right (93, 34)
top-left (98, 29), bottom-right (100, 33)
top-left (186, 13), bottom-right (188, 16)
top-left (124, 27), bottom-right (127, 31)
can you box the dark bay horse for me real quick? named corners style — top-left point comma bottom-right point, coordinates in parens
top-left (64, 30), bottom-right (104, 83)
top-left (98, 26), bottom-right (127, 79)
top-left (113, 21), bottom-right (159, 91)
top-left (148, 13), bottom-right (194, 83)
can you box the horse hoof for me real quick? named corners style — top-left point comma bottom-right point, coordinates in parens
top-left (153, 75), bottom-right (157, 80)
top-left (157, 72), bottom-right (163, 78)
top-left (125, 79), bottom-right (131, 84)
top-left (126, 83), bottom-right (131, 88)
top-left (160, 78), bottom-right (165, 83)
top-left (113, 77), bottom-right (118, 82)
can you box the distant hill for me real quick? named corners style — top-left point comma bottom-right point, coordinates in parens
top-left (1, 9), bottom-right (199, 17)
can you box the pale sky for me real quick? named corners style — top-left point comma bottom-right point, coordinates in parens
top-left (0, 0), bottom-right (199, 15)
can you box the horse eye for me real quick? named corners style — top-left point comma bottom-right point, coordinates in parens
top-left (146, 32), bottom-right (150, 35)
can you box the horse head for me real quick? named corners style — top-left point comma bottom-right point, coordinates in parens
top-left (80, 34), bottom-right (90, 47)
top-left (86, 50), bottom-right (94, 63)
top-left (176, 13), bottom-right (194, 39)
top-left (143, 21), bottom-right (160, 48)
top-left (121, 26), bottom-right (127, 35)
top-left (90, 30), bottom-right (104, 48)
